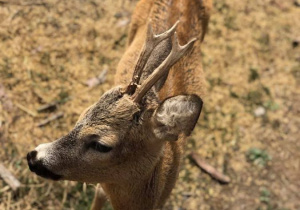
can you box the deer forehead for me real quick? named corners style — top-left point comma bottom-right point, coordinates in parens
top-left (78, 87), bottom-right (140, 126)
top-left (74, 87), bottom-right (141, 146)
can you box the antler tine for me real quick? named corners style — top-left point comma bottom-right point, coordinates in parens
top-left (132, 33), bottom-right (197, 103)
top-left (126, 20), bottom-right (179, 94)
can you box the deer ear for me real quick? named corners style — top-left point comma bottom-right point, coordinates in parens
top-left (151, 95), bottom-right (203, 141)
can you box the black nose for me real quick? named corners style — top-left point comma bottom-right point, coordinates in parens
top-left (27, 150), bottom-right (37, 162)
top-left (27, 150), bottom-right (38, 172)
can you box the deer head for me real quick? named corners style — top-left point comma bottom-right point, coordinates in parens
top-left (27, 21), bottom-right (203, 184)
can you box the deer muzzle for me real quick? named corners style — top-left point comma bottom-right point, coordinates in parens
top-left (27, 147), bottom-right (62, 181)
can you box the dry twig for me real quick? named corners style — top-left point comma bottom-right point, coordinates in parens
top-left (37, 101), bottom-right (58, 112)
top-left (14, 102), bottom-right (37, 117)
top-left (190, 152), bottom-right (231, 184)
top-left (85, 68), bottom-right (108, 88)
top-left (37, 111), bottom-right (64, 127)
top-left (0, 163), bottom-right (21, 192)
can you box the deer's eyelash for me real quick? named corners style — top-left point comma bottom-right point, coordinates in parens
top-left (89, 141), bottom-right (112, 153)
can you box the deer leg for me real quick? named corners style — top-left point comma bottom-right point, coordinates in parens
top-left (91, 184), bottom-right (107, 210)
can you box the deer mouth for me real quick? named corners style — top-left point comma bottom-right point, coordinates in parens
top-left (31, 164), bottom-right (62, 181)
top-left (27, 154), bottom-right (62, 181)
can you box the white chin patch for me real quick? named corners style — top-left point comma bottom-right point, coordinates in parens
top-left (35, 143), bottom-right (53, 160)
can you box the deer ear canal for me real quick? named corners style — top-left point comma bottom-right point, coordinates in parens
top-left (152, 94), bottom-right (203, 141)
top-left (132, 111), bottom-right (141, 124)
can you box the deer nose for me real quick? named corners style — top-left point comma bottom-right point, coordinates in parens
top-left (27, 150), bottom-right (37, 162)
top-left (26, 150), bottom-right (62, 180)
top-left (27, 150), bottom-right (38, 171)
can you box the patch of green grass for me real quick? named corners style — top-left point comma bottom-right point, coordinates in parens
top-left (263, 100), bottom-right (280, 111)
top-left (260, 188), bottom-right (271, 204)
top-left (256, 188), bottom-right (283, 210)
top-left (246, 148), bottom-right (271, 167)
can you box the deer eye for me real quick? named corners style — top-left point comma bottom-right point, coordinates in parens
top-left (89, 141), bottom-right (112, 153)
top-left (87, 135), bottom-right (112, 153)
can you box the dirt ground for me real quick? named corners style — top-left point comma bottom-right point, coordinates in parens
top-left (0, 0), bottom-right (299, 209)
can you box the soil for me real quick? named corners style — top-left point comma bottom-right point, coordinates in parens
top-left (0, 0), bottom-right (299, 209)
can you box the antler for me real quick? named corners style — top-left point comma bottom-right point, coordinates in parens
top-left (131, 33), bottom-right (197, 103)
top-left (126, 20), bottom-right (179, 94)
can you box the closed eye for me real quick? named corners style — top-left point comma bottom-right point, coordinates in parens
top-left (89, 141), bottom-right (112, 153)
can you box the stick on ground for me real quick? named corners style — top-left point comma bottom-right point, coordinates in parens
top-left (0, 163), bottom-right (21, 192)
top-left (14, 102), bottom-right (37, 117)
top-left (190, 152), bottom-right (231, 184)
top-left (37, 101), bottom-right (58, 112)
top-left (37, 111), bottom-right (64, 127)
top-left (85, 68), bottom-right (108, 88)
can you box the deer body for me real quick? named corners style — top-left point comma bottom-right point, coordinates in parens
top-left (103, 2), bottom-right (211, 208)
top-left (27, 0), bottom-right (212, 209)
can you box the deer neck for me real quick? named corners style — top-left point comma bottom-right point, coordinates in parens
top-left (101, 158), bottom-right (163, 210)
top-left (101, 139), bottom-right (184, 210)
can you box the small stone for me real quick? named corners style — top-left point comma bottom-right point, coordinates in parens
top-left (117, 18), bottom-right (130, 28)
top-left (254, 106), bottom-right (266, 117)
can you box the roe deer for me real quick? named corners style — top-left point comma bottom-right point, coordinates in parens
top-left (27, 0), bottom-right (212, 209)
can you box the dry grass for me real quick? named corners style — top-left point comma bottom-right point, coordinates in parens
top-left (0, 0), bottom-right (299, 209)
